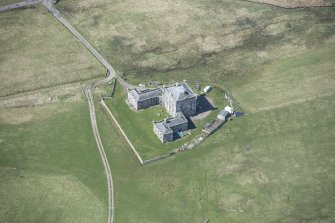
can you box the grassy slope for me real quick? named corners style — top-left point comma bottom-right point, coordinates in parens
top-left (229, 39), bottom-right (335, 112)
top-left (0, 1), bottom-right (333, 222)
top-left (0, 5), bottom-right (104, 97)
top-left (56, 0), bottom-right (335, 85)
top-left (0, 0), bottom-right (22, 6)
top-left (0, 102), bottom-right (108, 223)
top-left (96, 39), bottom-right (335, 222)
top-left (244, 0), bottom-right (334, 8)
top-left (97, 93), bottom-right (335, 223)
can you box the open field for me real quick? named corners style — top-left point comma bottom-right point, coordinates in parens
top-left (229, 39), bottom-right (335, 112)
top-left (244, 0), bottom-right (334, 8)
top-left (96, 36), bottom-right (335, 222)
top-left (97, 91), bottom-right (335, 222)
top-left (2, 82), bottom-right (333, 223)
top-left (0, 80), bottom-right (93, 108)
top-left (0, 0), bottom-right (24, 7)
top-left (0, 4), bottom-right (104, 97)
top-left (103, 82), bottom-right (227, 159)
top-left (0, 0), bottom-right (334, 222)
top-left (0, 102), bottom-right (108, 223)
top-left (57, 0), bottom-right (335, 85)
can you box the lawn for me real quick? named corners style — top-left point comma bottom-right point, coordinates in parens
top-left (102, 84), bottom-right (210, 160)
top-left (0, 102), bottom-right (108, 223)
top-left (103, 82), bottom-right (227, 160)
top-left (0, 4), bottom-right (104, 97)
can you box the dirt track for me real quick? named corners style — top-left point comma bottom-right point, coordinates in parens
top-left (85, 80), bottom-right (115, 223)
top-left (244, 0), bottom-right (334, 8)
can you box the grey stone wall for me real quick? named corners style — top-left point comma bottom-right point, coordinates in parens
top-left (169, 122), bottom-right (188, 133)
top-left (163, 92), bottom-right (176, 116)
top-left (162, 90), bottom-right (197, 117)
top-left (163, 132), bottom-right (173, 143)
top-left (153, 124), bottom-right (174, 143)
top-left (138, 97), bottom-right (160, 110)
top-left (176, 97), bottom-right (197, 117)
top-left (128, 92), bottom-right (138, 110)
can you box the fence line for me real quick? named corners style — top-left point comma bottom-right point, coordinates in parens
top-left (100, 98), bottom-right (144, 165)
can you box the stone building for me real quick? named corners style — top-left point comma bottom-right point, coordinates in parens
top-left (162, 83), bottom-right (197, 117)
top-left (128, 88), bottom-right (162, 110)
top-left (217, 110), bottom-right (230, 121)
top-left (153, 112), bottom-right (188, 143)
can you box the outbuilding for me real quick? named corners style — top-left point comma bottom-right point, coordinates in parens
top-left (153, 112), bottom-right (189, 143)
top-left (224, 106), bottom-right (234, 114)
top-left (128, 88), bottom-right (162, 110)
top-left (217, 110), bottom-right (231, 121)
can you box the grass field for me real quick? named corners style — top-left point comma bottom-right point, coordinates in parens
top-left (0, 102), bottom-right (108, 223)
top-left (103, 82), bottom-right (228, 159)
top-left (229, 38), bottom-right (335, 112)
top-left (1, 0), bottom-right (334, 222)
top-left (0, 0), bottom-right (23, 6)
top-left (95, 37), bottom-right (335, 222)
top-left (97, 90), bottom-right (335, 223)
top-left (56, 0), bottom-right (335, 85)
top-left (0, 4), bottom-right (104, 97)
top-left (0, 4), bottom-right (109, 222)
top-left (244, 0), bottom-right (334, 8)
top-left (1, 82), bottom-right (333, 223)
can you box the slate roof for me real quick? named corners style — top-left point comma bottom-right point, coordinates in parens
top-left (218, 110), bottom-right (230, 118)
top-left (166, 83), bottom-right (196, 102)
top-left (154, 112), bottom-right (188, 134)
top-left (155, 122), bottom-right (173, 134)
top-left (129, 88), bottom-right (162, 101)
top-left (218, 110), bottom-right (231, 120)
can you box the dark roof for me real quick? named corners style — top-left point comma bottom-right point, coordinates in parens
top-left (155, 122), bottom-right (173, 134)
top-left (129, 88), bottom-right (162, 101)
top-left (165, 112), bottom-right (188, 128)
top-left (166, 83), bottom-right (196, 102)
top-left (154, 112), bottom-right (188, 134)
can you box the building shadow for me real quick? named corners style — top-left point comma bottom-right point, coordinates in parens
top-left (197, 94), bottom-right (216, 114)
top-left (187, 117), bottom-right (197, 130)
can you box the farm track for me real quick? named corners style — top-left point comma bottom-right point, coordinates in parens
top-left (43, 2), bottom-right (119, 223)
top-left (243, 0), bottom-right (334, 8)
top-left (85, 84), bottom-right (115, 223)
top-left (0, 0), bottom-right (41, 12)
top-left (0, 1), bottom-right (148, 222)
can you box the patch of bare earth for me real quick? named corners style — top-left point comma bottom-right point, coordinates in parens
top-left (244, 0), bottom-right (334, 8)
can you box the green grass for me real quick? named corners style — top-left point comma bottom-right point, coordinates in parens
top-left (0, 0), bottom-right (23, 6)
top-left (57, 0), bottom-right (335, 86)
top-left (97, 90), bottom-right (335, 223)
top-left (0, 0), bottom-right (334, 222)
top-left (0, 5), bottom-right (104, 97)
top-left (228, 39), bottom-right (335, 112)
top-left (95, 38), bottom-right (335, 222)
top-left (244, 0), bottom-right (334, 8)
top-left (103, 82), bottom-right (227, 159)
top-left (0, 102), bottom-right (108, 223)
